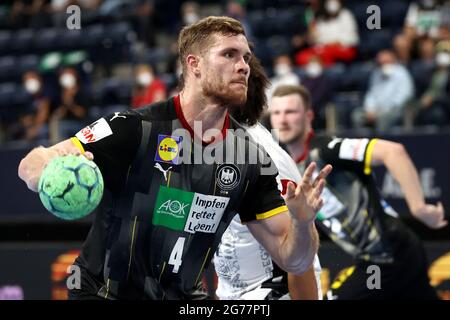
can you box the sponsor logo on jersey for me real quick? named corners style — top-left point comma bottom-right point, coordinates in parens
top-left (75, 118), bottom-right (113, 144)
top-left (338, 138), bottom-right (369, 162)
top-left (152, 186), bottom-right (229, 234)
top-left (155, 135), bottom-right (182, 165)
top-left (154, 163), bottom-right (172, 181)
top-left (216, 164), bottom-right (241, 191)
top-left (110, 112), bottom-right (126, 121)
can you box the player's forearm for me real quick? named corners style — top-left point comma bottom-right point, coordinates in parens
top-left (383, 143), bottom-right (425, 213)
top-left (18, 147), bottom-right (59, 192)
top-left (278, 219), bottom-right (318, 275)
top-left (288, 266), bottom-right (319, 300)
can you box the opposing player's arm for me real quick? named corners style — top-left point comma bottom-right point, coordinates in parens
top-left (18, 138), bottom-right (92, 192)
top-left (370, 139), bottom-right (447, 229)
top-left (246, 162), bottom-right (332, 275)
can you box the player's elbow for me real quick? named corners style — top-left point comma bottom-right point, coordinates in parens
top-left (282, 256), bottom-right (314, 276)
top-left (389, 142), bottom-right (406, 156)
top-left (378, 140), bottom-right (407, 163)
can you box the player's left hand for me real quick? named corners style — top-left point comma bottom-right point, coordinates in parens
top-left (283, 162), bottom-right (332, 224)
top-left (414, 202), bottom-right (448, 229)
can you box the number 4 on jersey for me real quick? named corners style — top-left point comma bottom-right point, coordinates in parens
top-left (169, 237), bottom-right (185, 273)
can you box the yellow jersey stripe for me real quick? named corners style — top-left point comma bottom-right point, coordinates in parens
top-left (194, 247), bottom-right (212, 285)
top-left (364, 139), bottom-right (378, 175)
top-left (256, 205), bottom-right (288, 220)
top-left (70, 137), bottom-right (85, 153)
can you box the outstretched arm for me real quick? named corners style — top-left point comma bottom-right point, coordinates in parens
top-left (370, 139), bottom-right (447, 229)
top-left (247, 162), bottom-right (332, 275)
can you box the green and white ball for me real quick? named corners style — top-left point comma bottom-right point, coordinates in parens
top-left (38, 155), bottom-right (104, 220)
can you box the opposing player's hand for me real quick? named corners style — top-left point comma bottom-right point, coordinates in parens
top-left (414, 202), bottom-right (447, 229)
top-left (283, 162), bottom-right (332, 224)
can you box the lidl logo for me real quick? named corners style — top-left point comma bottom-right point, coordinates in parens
top-left (155, 135), bottom-right (182, 164)
top-left (152, 186), bottom-right (229, 234)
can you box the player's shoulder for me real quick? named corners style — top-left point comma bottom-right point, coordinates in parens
top-left (132, 98), bottom-right (177, 122)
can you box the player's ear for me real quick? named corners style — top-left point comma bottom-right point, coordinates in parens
top-left (186, 54), bottom-right (201, 77)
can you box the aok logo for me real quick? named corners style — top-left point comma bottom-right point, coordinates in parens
top-left (158, 199), bottom-right (190, 218)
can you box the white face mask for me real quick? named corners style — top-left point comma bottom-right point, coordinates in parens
top-left (326, 0), bottom-right (341, 14)
top-left (436, 52), bottom-right (450, 67)
top-left (381, 63), bottom-right (395, 76)
top-left (24, 78), bottom-right (41, 94)
top-left (59, 73), bottom-right (77, 89)
top-left (183, 13), bottom-right (199, 25)
top-left (306, 62), bottom-right (323, 77)
top-left (137, 72), bottom-right (153, 86)
top-left (274, 64), bottom-right (292, 77)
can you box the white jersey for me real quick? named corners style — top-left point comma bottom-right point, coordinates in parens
top-left (213, 123), bottom-right (322, 300)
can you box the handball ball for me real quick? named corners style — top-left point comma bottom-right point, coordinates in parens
top-left (38, 155), bottom-right (104, 220)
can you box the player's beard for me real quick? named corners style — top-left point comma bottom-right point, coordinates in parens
top-left (202, 73), bottom-right (247, 111)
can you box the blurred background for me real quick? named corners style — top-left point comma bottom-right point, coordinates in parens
top-left (0, 0), bottom-right (449, 300)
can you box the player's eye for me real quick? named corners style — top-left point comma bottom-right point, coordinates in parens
top-left (225, 52), bottom-right (234, 59)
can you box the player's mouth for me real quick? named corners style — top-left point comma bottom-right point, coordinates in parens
top-left (231, 79), bottom-right (247, 87)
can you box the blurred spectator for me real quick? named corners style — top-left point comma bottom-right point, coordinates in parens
top-left (295, 0), bottom-right (359, 67)
top-left (7, 0), bottom-right (50, 29)
top-left (394, 0), bottom-right (444, 64)
top-left (414, 40), bottom-right (450, 126)
top-left (352, 50), bottom-right (414, 131)
top-left (225, 0), bottom-right (253, 41)
top-left (300, 55), bottom-right (334, 130)
top-left (50, 67), bottom-right (88, 141)
top-left (439, 1), bottom-right (450, 40)
top-left (181, 1), bottom-right (200, 26)
top-left (131, 64), bottom-right (167, 108)
top-left (266, 54), bottom-right (300, 99)
top-left (131, 0), bottom-right (156, 47)
top-left (405, 0), bottom-right (442, 39)
top-left (291, 0), bottom-right (321, 52)
top-left (10, 71), bottom-right (53, 141)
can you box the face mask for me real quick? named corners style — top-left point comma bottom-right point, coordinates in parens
top-left (59, 73), bottom-right (77, 89)
top-left (306, 62), bottom-right (323, 77)
top-left (381, 63), bottom-right (395, 76)
top-left (137, 72), bottom-right (153, 86)
top-left (274, 64), bottom-right (292, 77)
top-left (183, 13), bottom-right (199, 25)
top-left (436, 52), bottom-right (450, 67)
top-left (325, 0), bottom-right (341, 14)
top-left (24, 78), bottom-right (41, 94)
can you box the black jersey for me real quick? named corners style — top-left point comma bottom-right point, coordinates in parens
top-left (298, 133), bottom-right (416, 264)
top-left (70, 96), bottom-right (286, 299)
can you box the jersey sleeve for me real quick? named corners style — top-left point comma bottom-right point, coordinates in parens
top-left (237, 150), bottom-right (287, 223)
top-left (71, 111), bottom-right (142, 194)
top-left (318, 137), bottom-right (378, 175)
